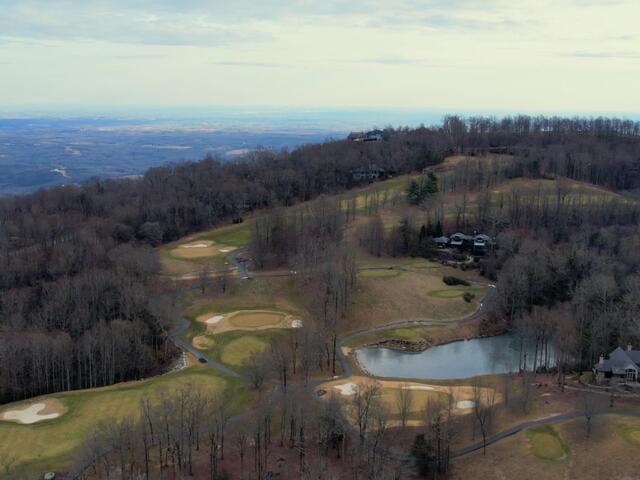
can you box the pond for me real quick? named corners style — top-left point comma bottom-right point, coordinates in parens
top-left (354, 334), bottom-right (554, 380)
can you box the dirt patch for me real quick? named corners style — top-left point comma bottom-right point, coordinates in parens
top-left (1, 398), bottom-right (66, 424)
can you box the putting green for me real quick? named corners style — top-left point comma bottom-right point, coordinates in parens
top-left (525, 426), bottom-right (569, 460)
top-left (0, 365), bottom-right (248, 478)
top-left (228, 311), bottom-right (287, 329)
top-left (221, 336), bottom-right (269, 366)
top-left (408, 260), bottom-right (440, 269)
top-left (359, 269), bottom-right (402, 278)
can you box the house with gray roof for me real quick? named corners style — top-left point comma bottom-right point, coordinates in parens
top-left (594, 345), bottom-right (640, 383)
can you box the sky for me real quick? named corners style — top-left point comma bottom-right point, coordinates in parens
top-left (0, 0), bottom-right (639, 114)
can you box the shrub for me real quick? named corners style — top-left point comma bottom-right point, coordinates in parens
top-left (463, 292), bottom-right (475, 303)
top-left (442, 276), bottom-right (470, 286)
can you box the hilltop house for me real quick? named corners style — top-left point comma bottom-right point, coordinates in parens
top-left (351, 164), bottom-right (386, 182)
top-left (438, 232), bottom-right (494, 255)
top-left (449, 233), bottom-right (473, 249)
top-left (348, 129), bottom-right (384, 142)
top-left (594, 345), bottom-right (640, 383)
top-left (433, 236), bottom-right (450, 247)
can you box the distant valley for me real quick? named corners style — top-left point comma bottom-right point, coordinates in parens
top-left (0, 116), bottom-right (346, 195)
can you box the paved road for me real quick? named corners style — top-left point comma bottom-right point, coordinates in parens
top-left (169, 316), bottom-right (247, 380)
top-left (452, 408), bottom-right (640, 458)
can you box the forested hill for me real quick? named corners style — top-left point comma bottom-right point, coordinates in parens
top-left (1, 115), bottom-right (640, 403)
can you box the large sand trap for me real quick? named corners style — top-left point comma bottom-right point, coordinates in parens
top-left (181, 241), bottom-right (213, 248)
top-left (318, 376), bottom-right (499, 419)
top-left (402, 385), bottom-right (434, 391)
top-left (334, 383), bottom-right (358, 396)
top-left (170, 239), bottom-right (236, 259)
top-left (192, 335), bottom-right (216, 350)
top-left (205, 315), bottom-right (224, 325)
top-left (1, 399), bottom-right (65, 424)
top-left (196, 310), bottom-right (300, 335)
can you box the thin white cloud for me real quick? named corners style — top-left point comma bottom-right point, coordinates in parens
top-left (568, 51), bottom-right (640, 59)
top-left (213, 60), bottom-right (288, 68)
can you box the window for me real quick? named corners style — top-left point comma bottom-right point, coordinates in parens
top-left (626, 369), bottom-right (637, 381)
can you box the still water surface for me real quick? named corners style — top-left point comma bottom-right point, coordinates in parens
top-left (355, 334), bottom-right (554, 380)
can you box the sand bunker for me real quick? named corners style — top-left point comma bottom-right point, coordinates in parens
top-left (319, 376), bottom-right (499, 421)
top-left (181, 241), bottom-right (213, 248)
top-left (1, 399), bottom-right (65, 424)
top-left (402, 385), bottom-right (434, 391)
top-left (334, 383), bottom-right (358, 396)
top-left (196, 310), bottom-right (301, 335)
top-left (171, 239), bottom-right (234, 259)
top-left (205, 315), bottom-right (224, 325)
top-left (192, 335), bottom-right (216, 350)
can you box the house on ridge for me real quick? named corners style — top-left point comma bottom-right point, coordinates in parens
top-left (594, 345), bottom-right (640, 383)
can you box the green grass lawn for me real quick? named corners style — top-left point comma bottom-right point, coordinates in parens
top-left (195, 221), bottom-right (252, 246)
top-left (343, 326), bottom-right (428, 348)
top-left (191, 329), bottom-right (289, 368)
top-left (427, 287), bottom-right (484, 299)
top-left (158, 221), bottom-right (252, 274)
top-left (618, 425), bottom-right (640, 448)
top-left (358, 269), bottom-right (402, 278)
top-left (407, 260), bottom-right (441, 269)
top-left (525, 425), bottom-right (569, 460)
top-left (0, 365), bottom-right (251, 478)
top-left (182, 304), bottom-right (290, 368)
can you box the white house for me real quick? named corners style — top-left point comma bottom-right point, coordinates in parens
top-left (594, 345), bottom-right (640, 383)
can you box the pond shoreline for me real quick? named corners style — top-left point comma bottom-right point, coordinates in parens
top-left (352, 329), bottom-right (510, 378)
top-left (353, 330), bottom-right (551, 380)
top-left (361, 328), bottom-right (508, 354)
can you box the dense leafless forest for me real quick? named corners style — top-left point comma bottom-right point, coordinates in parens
top-left (1, 115), bottom-right (640, 407)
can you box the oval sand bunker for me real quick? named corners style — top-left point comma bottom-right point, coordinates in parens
top-left (456, 400), bottom-right (475, 409)
top-left (1, 399), bottom-right (65, 424)
top-left (205, 315), bottom-right (224, 325)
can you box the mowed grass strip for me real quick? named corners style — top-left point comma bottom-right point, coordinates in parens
top-left (525, 425), bottom-right (569, 460)
top-left (221, 336), bottom-right (270, 366)
top-left (618, 426), bottom-right (640, 448)
top-left (427, 287), bottom-right (484, 299)
top-left (190, 328), bottom-right (289, 368)
top-left (359, 269), bottom-right (402, 278)
top-left (0, 365), bottom-right (249, 478)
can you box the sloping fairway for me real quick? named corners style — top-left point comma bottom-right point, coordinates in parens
top-left (159, 221), bottom-right (251, 275)
top-left (350, 269), bottom-right (485, 330)
top-left (359, 269), bottom-right (402, 278)
top-left (0, 365), bottom-right (249, 478)
top-left (618, 425), bottom-right (640, 447)
top-left (525, 425), bottom-right (569, 460)
top-left (221, 335), bottom-right (270, 366)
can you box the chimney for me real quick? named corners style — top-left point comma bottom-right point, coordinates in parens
top-left (599, 354), bottom-right (605, 364)
top-left (628, 343), bottom-right (633, 352)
